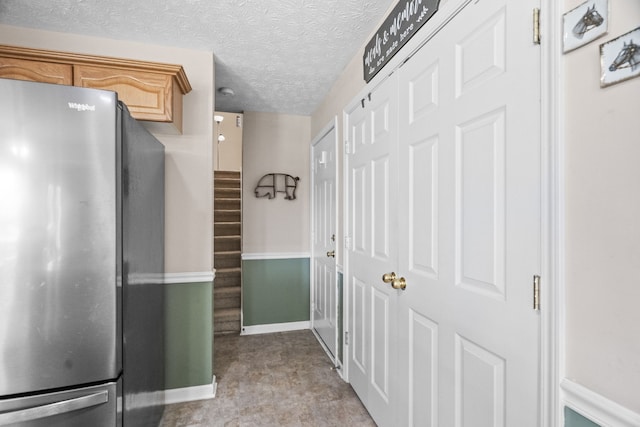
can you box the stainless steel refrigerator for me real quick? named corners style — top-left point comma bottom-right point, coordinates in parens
top-left (0, 78), bottom-right (165, 426)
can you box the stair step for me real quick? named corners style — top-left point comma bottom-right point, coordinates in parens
top-left (214, 308), bottom-right (241, 335)
top-left (215, 178), bottom-right (241, 189)
top-left (214, 286), bottom-right (241, 310)
top-left (215, 188), bottom-right (241, 199)
top-left (214, 251), bottom-right (241, 269)
top-left (215, 171), bottom-right (241, 179)
top-left (215, 285), bottom-right (241, 296)
top-left (215, 198), bottom-right (241, 210)
top-left (215, 209), bottom-right (241, 223)
top-left (214, 222), bottom-right (240, 236)
top-left (214, 307), bottom-right (241, 319)
top-left (215, 267), bottom-right (241, 287)
top-left (216, 266), bottom-right (241, 276)
top-left (214, 235), bottom-right (241, 252)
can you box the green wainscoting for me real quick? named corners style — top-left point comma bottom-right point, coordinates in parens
top-left (165, 281), bottom-right (213, 389)
top-left (565, 407), bottom-right (601, 427)
top-left (242, 258), bottom-right (310, 326)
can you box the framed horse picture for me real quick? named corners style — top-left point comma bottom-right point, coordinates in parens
top-left (563, 0), bottom-right (609, 53)
top-left (600, 27), bottom-right (640, 87)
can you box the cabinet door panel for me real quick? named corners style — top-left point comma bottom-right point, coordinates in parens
top-left (0, 57), bottom-right (72, 85)
top-left (74, 65), bottom-right (174, 123)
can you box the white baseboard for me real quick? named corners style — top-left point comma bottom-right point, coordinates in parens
top-left (164, 376), bottom-right (217, 405)
top-left (241, 321), bottom-right (310, 335)
top-left (561, 378), bottom-right (640, 427)
top-left (163, 271), bottom-right (215, 285)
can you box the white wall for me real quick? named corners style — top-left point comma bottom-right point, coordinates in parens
top-left (0, 24), bottom-right (215, 274)
top-left (563, 0), bottom-right (640, 413)
top-left (214, 111), bottom-right (243, 172)
top-left (242, 112), bottom-right (310, 255)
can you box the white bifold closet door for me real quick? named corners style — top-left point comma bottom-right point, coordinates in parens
top-left (346, 0), bottom-right (542, 425)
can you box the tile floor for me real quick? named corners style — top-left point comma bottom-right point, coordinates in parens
top-left (160, 330), bottom-right (376, 426)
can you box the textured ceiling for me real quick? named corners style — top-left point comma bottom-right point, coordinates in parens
top-left (0, 0), bottom-right (395, 115)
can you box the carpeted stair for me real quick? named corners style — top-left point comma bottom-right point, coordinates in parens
top-left (213, 171), bottom-right (242, 335)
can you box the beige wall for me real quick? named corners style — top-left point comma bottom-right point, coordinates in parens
top-left (214, 111), bottom-right (243, 172)
top-left (563, 0), bottom-right (640, 413)
top-left (242, 112), bottom-right (310, 255)
top-left (1, 24), bottom-right (215, 274)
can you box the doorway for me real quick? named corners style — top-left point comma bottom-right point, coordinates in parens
top-left (310, 118), bottom-right (340, 366)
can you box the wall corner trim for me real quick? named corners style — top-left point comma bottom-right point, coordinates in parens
top-left (163, 271), bottom-right (215, 285)
top-left (241, 321), bottom-right (310, 336)
top-left (561, 378), bottom-right (640, 427)
top-left (164, 376), bottom-right (217, 405)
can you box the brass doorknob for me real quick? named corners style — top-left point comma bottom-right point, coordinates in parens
top-left (391, 277), bottom-right (407, 290)
top-left (326, 250), bottom-right (335, 258)
top-left (382, 272), bottom-right (396, 283)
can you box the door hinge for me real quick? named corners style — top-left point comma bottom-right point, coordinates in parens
top-left (344, 331), bottom-right (349, 346)
top-left (344, 141), bottom-right (351, 155)
top-left (533, 275), bottom-right (541, 311)
top-left (344, 236), bottom-right (352, 250)
top-left (533, 8), bottom-right (541, 44)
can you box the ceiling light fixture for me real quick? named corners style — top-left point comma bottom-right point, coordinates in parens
top-left (218, 87), bottom-right (235, 97)
top-left (214, 114), bottom-right (226, 170)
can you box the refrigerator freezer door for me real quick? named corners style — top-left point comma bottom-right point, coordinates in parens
top-left (121, 104), bottom-right (165, 425)
top-left (0, 382), bottom-right (117, 426)
top-left (0, 79), bottom-right (121, 395)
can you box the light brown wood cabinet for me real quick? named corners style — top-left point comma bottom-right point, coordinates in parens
top-left (0, 57), bottom-right (73, 85)
top-left (0, 45), bottom-right (191, 133)
top-left (74, 65), bottom-right (182, 127)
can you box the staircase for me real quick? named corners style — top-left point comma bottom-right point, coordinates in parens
top-left (213, 171), bottom-right (242, 335)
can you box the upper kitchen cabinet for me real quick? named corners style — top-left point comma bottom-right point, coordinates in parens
top-left (0, 57), bottom-right (72, 85)
top-left (74, 65), bottom-right (184, 129)
top-left (0, 45), bottom-right (192, 133)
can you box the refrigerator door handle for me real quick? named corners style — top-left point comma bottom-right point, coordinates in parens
top-left (0, 391), bottom-right (108, 425)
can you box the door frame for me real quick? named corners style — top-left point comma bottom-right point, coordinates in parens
top-left (540, 1), bottom-right (564, 426)
top-left (310, 116), bottom-right (340, 367)
top-left (341, 0), bottom-right (564, 425)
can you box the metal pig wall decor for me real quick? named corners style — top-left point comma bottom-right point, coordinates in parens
top-left (254, 173), bottom-right (300, 200)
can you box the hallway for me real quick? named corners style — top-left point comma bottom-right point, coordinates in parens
top-left (160, 330), bottom-right (375, 426)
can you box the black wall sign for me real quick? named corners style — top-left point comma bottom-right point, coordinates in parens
top-left (363, 0), bottom-right (440, 82)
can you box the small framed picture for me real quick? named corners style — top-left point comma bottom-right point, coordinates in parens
top-left (600, 27), bottom-right (640, 87)
top-left (563, 0), bottom-right (609, 53)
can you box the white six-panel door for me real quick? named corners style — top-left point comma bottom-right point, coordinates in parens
top-left (345, 74), bottom-right (399, 426)
top-left (346, 0), bottom-right (541, 425)
top-left (312, 124), bottom-right (338, 360)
